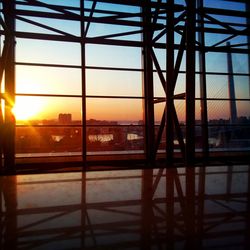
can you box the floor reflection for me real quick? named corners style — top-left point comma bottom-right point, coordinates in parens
top-left (1, 165), bottom-right (250, 249)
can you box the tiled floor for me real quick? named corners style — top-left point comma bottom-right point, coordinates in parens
top-left (1, 165), bottom-right (250, 249)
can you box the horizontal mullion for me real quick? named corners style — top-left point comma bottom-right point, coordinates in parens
top-left (206, 123), bottom-right (250, 127)
top-left (15, 62), bottom-right (143, 72)
top-left (86, 37), bottom-right (143, 47)
top-left (16, 124), bottom-right (145, 128)
top-left (195, 71), bottom-right (250, 77)
top-left (16, 124), bottom-right (82, 128)
top-left (13, 31), bottom-right (145, 47)
top-left (86, 66), bottom-right (142, 72)
top-left (86, 95), bottom-right (144, 99)
top-left (16, 63), bottom-right (250, 77)
top-left (87, 152), bottom-right (145, 157)
top-left (15, 93), bottom-right (144, 99)
top-left (154, 70), bottom-right (250, 77)
top-left (15, 93), bottom-right (82, 98)
top-left (154, 123), bottom-right (250, 127)
top-left (91, 29), bottom-right (143, 40)
top-left (86, 124), bottom-right (144, 127)
top-left (14, 30), bottom-right (81, 42)
top-left (14, 96), bottom-right (250, 102)
top-left (204, 46), bottom-right (250, 54)
top-left (16, 62), bottom-right (81, 69)
top-left (153, 96), bottom-right (250, 101)
top-left (15, 63), bottom-right (250, 76)
top-left (197, 97), bottom-right (250, 101)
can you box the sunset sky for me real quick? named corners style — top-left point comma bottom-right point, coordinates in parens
top-left (8, 0), bottom-right (250, 123)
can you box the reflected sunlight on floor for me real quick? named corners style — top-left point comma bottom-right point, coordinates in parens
top-left (1, 165), bottom-right (250, 249)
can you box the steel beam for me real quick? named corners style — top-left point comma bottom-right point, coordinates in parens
top-left (185, 0), bottom-right (196, 165)
top-left (227, 42), bottom-right (238, 124)
top-left (0, 39), bottom-right (11, 169)
top-left (80, 0), bottom-right (87, 166)
top-left (2, 0), bottom-right (15, 171)
top-left (197, 0), bottom-right (209, 160)
top-left (142, 1), bottom-right (155, 164)
top-left (166, 0), bottom-right (175, 165)
top-left (172, 31), bottom-right (186, 159)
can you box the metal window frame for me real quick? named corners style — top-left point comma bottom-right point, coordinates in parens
top-left (0, 0), bottom-right (249, 172)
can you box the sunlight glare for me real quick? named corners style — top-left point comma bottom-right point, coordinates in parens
top-left (12, 97), bottom-right (44, 121)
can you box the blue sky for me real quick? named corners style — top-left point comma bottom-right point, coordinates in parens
top-left (6, 0), bottom-right (249, 122)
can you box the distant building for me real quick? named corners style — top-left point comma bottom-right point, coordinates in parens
top-left (58, 113), bottom-right (72, 124)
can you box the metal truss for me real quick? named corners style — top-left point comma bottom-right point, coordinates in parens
top-left (0, 0), bottom-right (249, 170)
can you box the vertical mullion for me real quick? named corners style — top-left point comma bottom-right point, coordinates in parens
top-left (185, 0), bottom-right (196, 165)
top-left (142, 1), bottom-right (155, 164)
top-left (80, 0), bottom-right (87, 167)
top-left (197, 0), bottom-right (209, 160)
top-left (166, 0), bottom-right (174, 165)
top-left (2, 0), bottom-right (15, 171)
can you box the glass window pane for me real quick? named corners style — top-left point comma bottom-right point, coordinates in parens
top-left (86, 69), bottom-right (142, 97)
top-left (14, 96), bottom-right (82, 125)
top-left (86, 125), bottom-right (144, 154)
top-left (16, 126), bottom-right (82, 157)
top-left (86, 98), bottom-right (143, 123)
top-left (16, 66), bottom-right (81, 95)
top-left (16, 39), bottom-right (81, 65)
top-left (86, 44), bottom-right (141, 69)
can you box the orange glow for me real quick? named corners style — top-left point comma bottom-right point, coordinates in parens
top-left (12, 96), bottom-right (45, 121)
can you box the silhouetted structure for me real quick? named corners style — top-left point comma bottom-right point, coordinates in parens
top-left (227, 42), bottom-right (238, 124)
top-left (0, 0), bottom-right (249, 171)
top-left (58, 113), bottom-right (72, 124)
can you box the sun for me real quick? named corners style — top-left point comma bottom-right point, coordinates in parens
top-left (12, 96), bottom-right (44, 121)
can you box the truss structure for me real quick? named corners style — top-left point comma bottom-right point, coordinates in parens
top-left (0, 0), bottom-right (249, 170)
